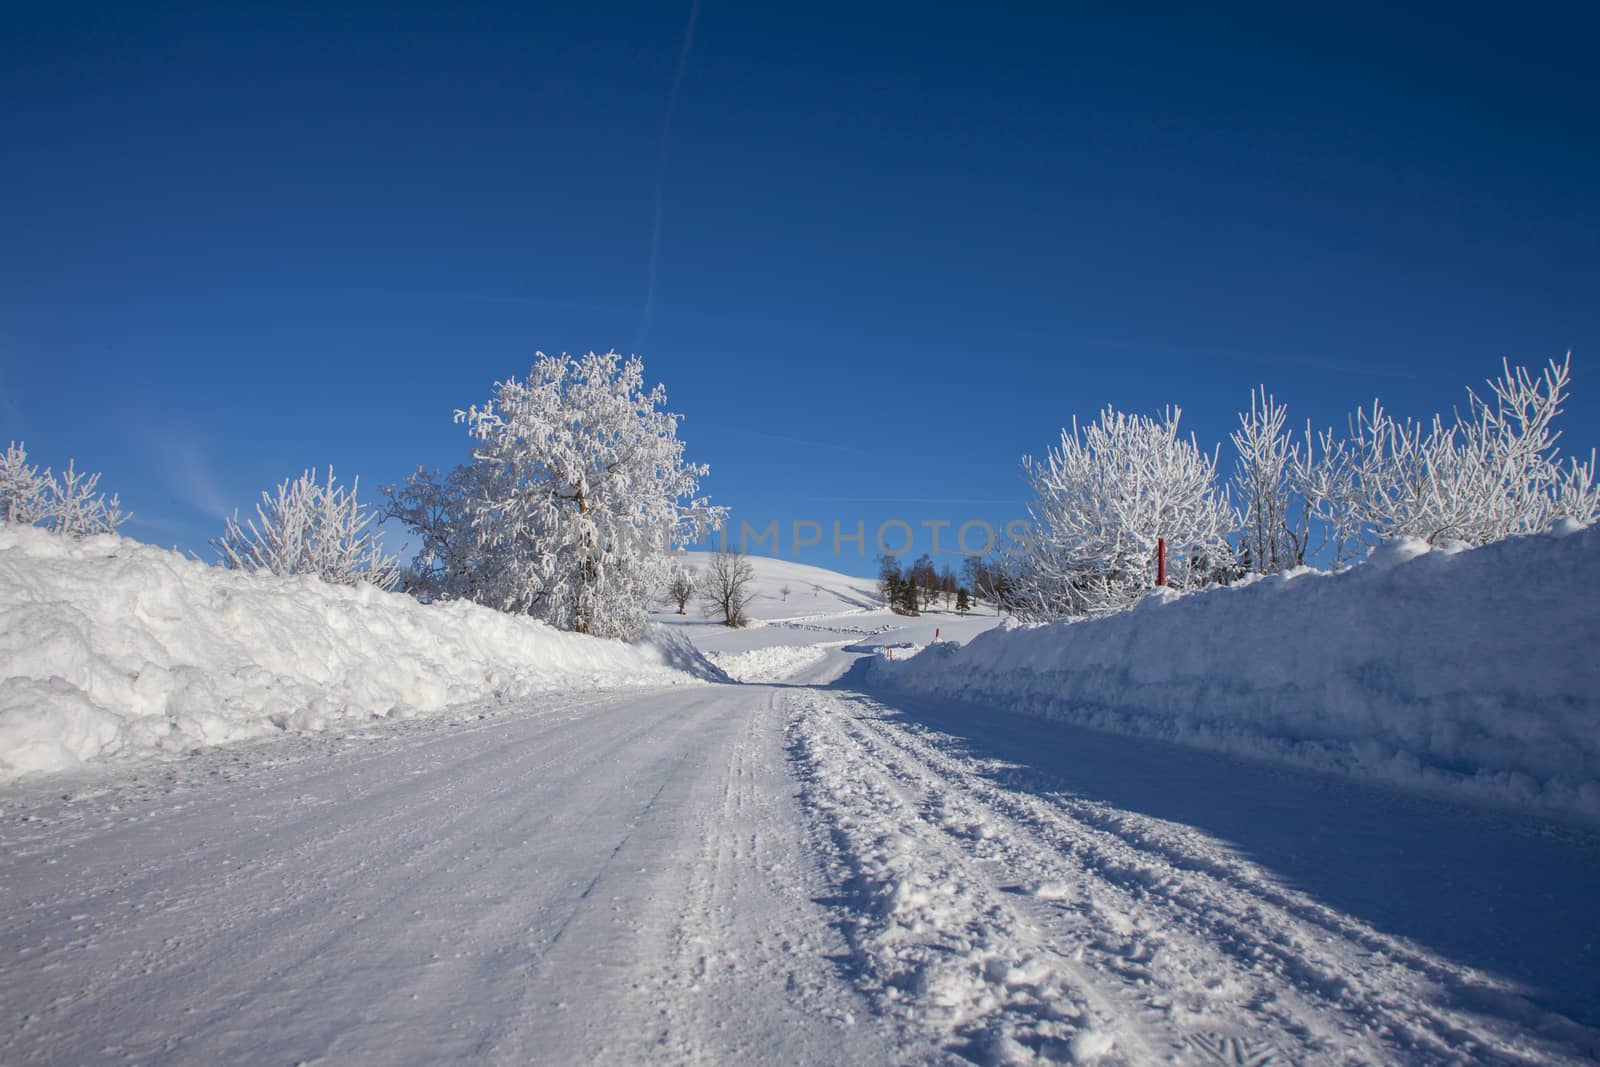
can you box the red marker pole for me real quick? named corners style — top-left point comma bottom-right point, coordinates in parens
top-left (1156, 537), bottom-right (1167, 587)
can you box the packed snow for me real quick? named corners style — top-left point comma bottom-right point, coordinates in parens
top-left (789, 687), bottom-right (1599, 1061)
top-left (0, 526), bottom-right (714, 778)
top-left (3, 536), bottom-right (1597, 1064)
top-left (865, 524), bottom-right (1600, 823)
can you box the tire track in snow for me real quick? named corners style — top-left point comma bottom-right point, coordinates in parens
top-left (658, 687), bottom-right (918, 1065)
top-left (788, 687), bottom-right (1594, 1065)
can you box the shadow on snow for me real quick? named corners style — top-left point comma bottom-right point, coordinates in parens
top-left (804, 674), bottom-right (1600, 1032)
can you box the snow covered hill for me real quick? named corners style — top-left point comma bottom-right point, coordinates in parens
top-left (654, 551), bottom-right (1005, 681)
top-left (663, 550), bottom-right (886, 622)
top-left (865, 522), bottom-right (1600, 823)
top-left (0, 527), bottom-right (716, 778)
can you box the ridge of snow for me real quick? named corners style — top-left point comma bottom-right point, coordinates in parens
top-left (863, 523), bottom-right (1600, 823)
top-left (0, 526), bottom-right (715, 778)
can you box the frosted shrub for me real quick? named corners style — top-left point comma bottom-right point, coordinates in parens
top-left (1298, 355), bottom-right (1598, 556)
top-left (214, 467), bottom-right (399, 590)
top-left (0, 441), bottom-right (129, 537)
top-left (1016, 406), bottom-right (1233, 619)
top-left (1231, 388), bottom-right (1311, 574)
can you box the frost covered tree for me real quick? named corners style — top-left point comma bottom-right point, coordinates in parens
top-left (1230, 387), bottom-right (1311, 574)
top-left (213, 467), bottom-right (399, 590)
top-left (381, 462), bottom-right (502, 602)
top-left (666, 565), bottom-right (697, 614)
top-left (1298, 356), bottom-right (1598, 556)
top-left (0, 442), bottom-right (129, 537)
top-left (1016, 406), bottom-right (1232, 619)
top-left (700, 550), bottom-right (755, 627)
top-left (390, 352), bottom-right (725, 639)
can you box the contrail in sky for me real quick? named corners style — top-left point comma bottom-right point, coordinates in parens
top-left (637, 0), bottom-right (702, 350)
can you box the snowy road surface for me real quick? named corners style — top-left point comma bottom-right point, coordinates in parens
top-left (3, 662), bottom-right (1597, 1064)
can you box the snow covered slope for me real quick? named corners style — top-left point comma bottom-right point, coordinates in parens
top-left (657, 551), bottom-right (1003, 681)
top-left (665, 551), bottom-right (884, 622)
top-left (866, 523), bottom-right (1600, 823)
top-left (0, 527), bottom-right (715, 778)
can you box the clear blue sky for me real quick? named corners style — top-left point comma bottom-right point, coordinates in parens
top-left (4, 3), bottom-right (1596, 576)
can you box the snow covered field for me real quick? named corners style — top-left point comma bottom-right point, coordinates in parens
top-left (2, 539), bottom-right (1598, 1064)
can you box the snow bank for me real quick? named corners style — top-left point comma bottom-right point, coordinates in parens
top-left (0, 527), bottom-right (716, 778)
top-left (863, 523), bottom-right (1600, 823)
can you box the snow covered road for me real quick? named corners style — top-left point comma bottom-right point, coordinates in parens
top-left (791, 687), bottom-right (1598, 1064)
top-left (0, 684), bottom-right (913, 1065)
top-left (2, 668), bottom-right (1596, 1064)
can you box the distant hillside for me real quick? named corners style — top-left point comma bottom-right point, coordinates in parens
top-left (668, 552), bottom-right (882, 622)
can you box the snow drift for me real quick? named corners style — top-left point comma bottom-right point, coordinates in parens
top-left (864, 522), bottom-right (1600, 823)
top-left (0, 527), bottom-right (717, 778)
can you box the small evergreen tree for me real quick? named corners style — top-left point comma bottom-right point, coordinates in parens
top-left (894, 572), bottom-right (921, 616)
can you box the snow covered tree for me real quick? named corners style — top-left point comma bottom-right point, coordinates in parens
top-left (1299, 356), bottom-right (1598, 555)
top-left (955, 586), bottom-right (971, 612)
top-left (0, 443), bottom-right (49, 527)
top-left (1015, 406), bottom-right (1232, 619)
top-left (214, 467), bottom-right (399, 589)
top-left (667, 565), bottom-right (697, 614)
top-left (0, 442), bottom-right (129, 537)
top-left (1230, 387), bottom-right (1311, 575)
top-left (779, 583), bottom-right (791, 602)
top-left (436, 351), bottom-right (724, 638)
top-left (700, 549), bottom-right (755, 627)
top-left (380, 462), bottom-right (502, 601)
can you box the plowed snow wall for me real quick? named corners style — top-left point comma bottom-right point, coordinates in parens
top-left (867, 524), bottom-right (1600, 823)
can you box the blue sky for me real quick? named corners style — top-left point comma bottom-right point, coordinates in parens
top-left (3, 3), bottom-right (1596, 576)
